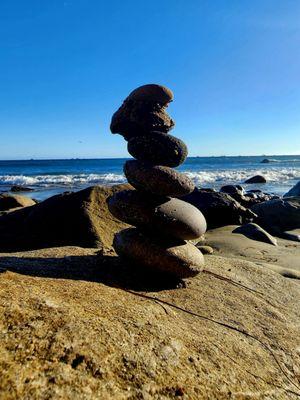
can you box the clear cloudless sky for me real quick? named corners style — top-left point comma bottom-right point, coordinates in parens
top-left (0, 0), bottom-right (300, 159)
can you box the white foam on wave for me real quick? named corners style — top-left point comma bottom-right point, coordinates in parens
top-left (0, 167), bottom-right (299, 188)
top-left (0, 173), bottom-right (127, 187)
top-left (185, 167), bottom-right (300, 185)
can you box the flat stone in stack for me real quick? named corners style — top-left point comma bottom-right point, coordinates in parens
top-left (108, 84), bottom-right (207, 279)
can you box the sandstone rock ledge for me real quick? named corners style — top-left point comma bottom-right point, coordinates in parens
top-left (0, 247), bottom-right (300, 399)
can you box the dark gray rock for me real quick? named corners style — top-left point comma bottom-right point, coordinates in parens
top-left (220, 185), bottom-right (245, 195)
top-left (245, 175), bottom-right (267, 184)
top-left (108, 190), bottom-right (207, 240)
top-left (284, 181), bottom-right (300, 197)
top-left (113, 228), bottom-right (204, 279)
top-left (110, 84), bottom-right (174, 140)
top-left (127, 132), bottom-right (188, 167)
top-left (182, 188), bottom-right (257, 229)
top-left (233, 223), bottom-right (277, 246)
top-left (124, 160), bottom-right (194, 197)
top-left (10, 185), bottom-right (34, 192)
top-left (260, 158), bottom-right (272, 163)
top-left (251, 197), bottom-right (300, 233)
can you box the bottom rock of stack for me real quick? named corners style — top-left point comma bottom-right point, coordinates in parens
top-left (113, 228), bottom-right (204, 279)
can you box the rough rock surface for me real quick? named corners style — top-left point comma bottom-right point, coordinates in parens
top-left (0, 185), bottom-right (130, 251)
top-left (182, 188), bottom-right (257, 229)
top-left (245, 175), bottom-right (267, 184)
top-left (108, 190), bottom-right (207, 240)
top-left (0, 246), bottom-right (300, 399)
top-left (127, 132), bottom-right (188, 167)
top-left (0, 193), bottom-right (36, 211)
top-left (110, 84), bottom-right (174, 140)
top-left (284, 181), bottom-right (300, 197)
top-left (251, 197), bottom-right (300, 233)
top-left (233, 223), bottom-right (277, 246)
top-left (114, 228), bottom-right (204, 278)
top-left (124, 160), bottom-right (194, 197)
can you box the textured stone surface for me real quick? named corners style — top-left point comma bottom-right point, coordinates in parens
top-left (110, 84), bottom-right (174, 140)
top-left (0, 185), bottom-right (131, 251)
top-left (0, 193), bottom-right (35, 211)
top-left (233, 223), bottom-right (277, 246)
top-left (113, 228), bottom-right (204, 278)
top-left (124, 160), bottom-right (194, 197)
top-left (127, 131), bottom-right (188, 167)
top-left (0, 246), bottom-right (300, 399)
top-left (108, 190), bottom-right (207, 240)
top-left (127, 84), bottom-right (174, 104)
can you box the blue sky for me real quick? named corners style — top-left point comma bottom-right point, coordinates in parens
top-left (0, 0), bottom-right (300, 159)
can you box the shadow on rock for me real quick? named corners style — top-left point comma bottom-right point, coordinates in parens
top-left (0, 252), bottom-right (184, 292)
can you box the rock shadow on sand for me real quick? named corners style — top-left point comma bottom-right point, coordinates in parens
top-left (0, 251), bottom-right (185, 292)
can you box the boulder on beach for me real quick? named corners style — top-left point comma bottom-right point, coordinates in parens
top-left (0, 246), bottom-right (300, 398)
top-left (233, 222), bottom-right (277, 246)
top-left (251, 197), bottom-right (300, 234)
top-left (244, 175), bottom-right (267, 184)
top-left (182, 188), bottom-right (257, 229)
top-left (284, 181), bottom-right (300, 197)
top-left (0, 185), bottom-right (131, 251)
top-left (0, 193), bottom-right (36, 211)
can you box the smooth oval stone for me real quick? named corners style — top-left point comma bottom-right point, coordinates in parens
top-left (124, 160), bottom-right (194, 197)
top-left (127, 132), bottom-right (188, 167)
top-left (128, 84), bottom-right (173, 105)
top-left (108, 190), bottom-right (207, 240)
top-left (113, 228), bottom-right (204, 279)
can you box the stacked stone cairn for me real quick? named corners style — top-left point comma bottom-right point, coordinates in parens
top-left (108, 84), bottom-right (207, 279)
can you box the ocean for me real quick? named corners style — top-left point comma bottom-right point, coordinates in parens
top-left (0, 155), bottom-right (299, 201)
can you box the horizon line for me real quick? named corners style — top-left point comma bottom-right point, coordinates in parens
top-left (1, 154), bottom-right (300, 162)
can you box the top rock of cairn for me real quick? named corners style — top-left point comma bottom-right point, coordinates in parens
top-left (110, 84), bottom-right (175, 140)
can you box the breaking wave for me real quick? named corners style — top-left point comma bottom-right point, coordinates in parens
top-left (0, 167), bottom-right (299, 188)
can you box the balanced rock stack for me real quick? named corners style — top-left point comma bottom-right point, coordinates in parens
top-left (108, 84), bottom-right (207, 279)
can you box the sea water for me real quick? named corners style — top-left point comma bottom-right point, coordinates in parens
top-left (0, 155), bottom-right (299, 201)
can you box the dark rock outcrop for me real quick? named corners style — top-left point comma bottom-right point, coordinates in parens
top-left (0, 185), bottom-right (130, 251)
top-left (284, 181), bottom-right (300, 197)
top-left (182, 189), bottom-right (257, 229)
top-left (245, 175), bottom-right (267, 184)
top-left (251, 197), bottom-right (300, 234)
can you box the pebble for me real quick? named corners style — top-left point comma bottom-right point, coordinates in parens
top-left (108, 190), bottom-right (207, 240)
top-left (197, 245), bottom-right (214, 255)
top-left (124, 160), bottom-right (194, 197)
top-left (113, 228), bottom-right (204, 279)
top-left (127, 132), bottom-right (188, 167)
